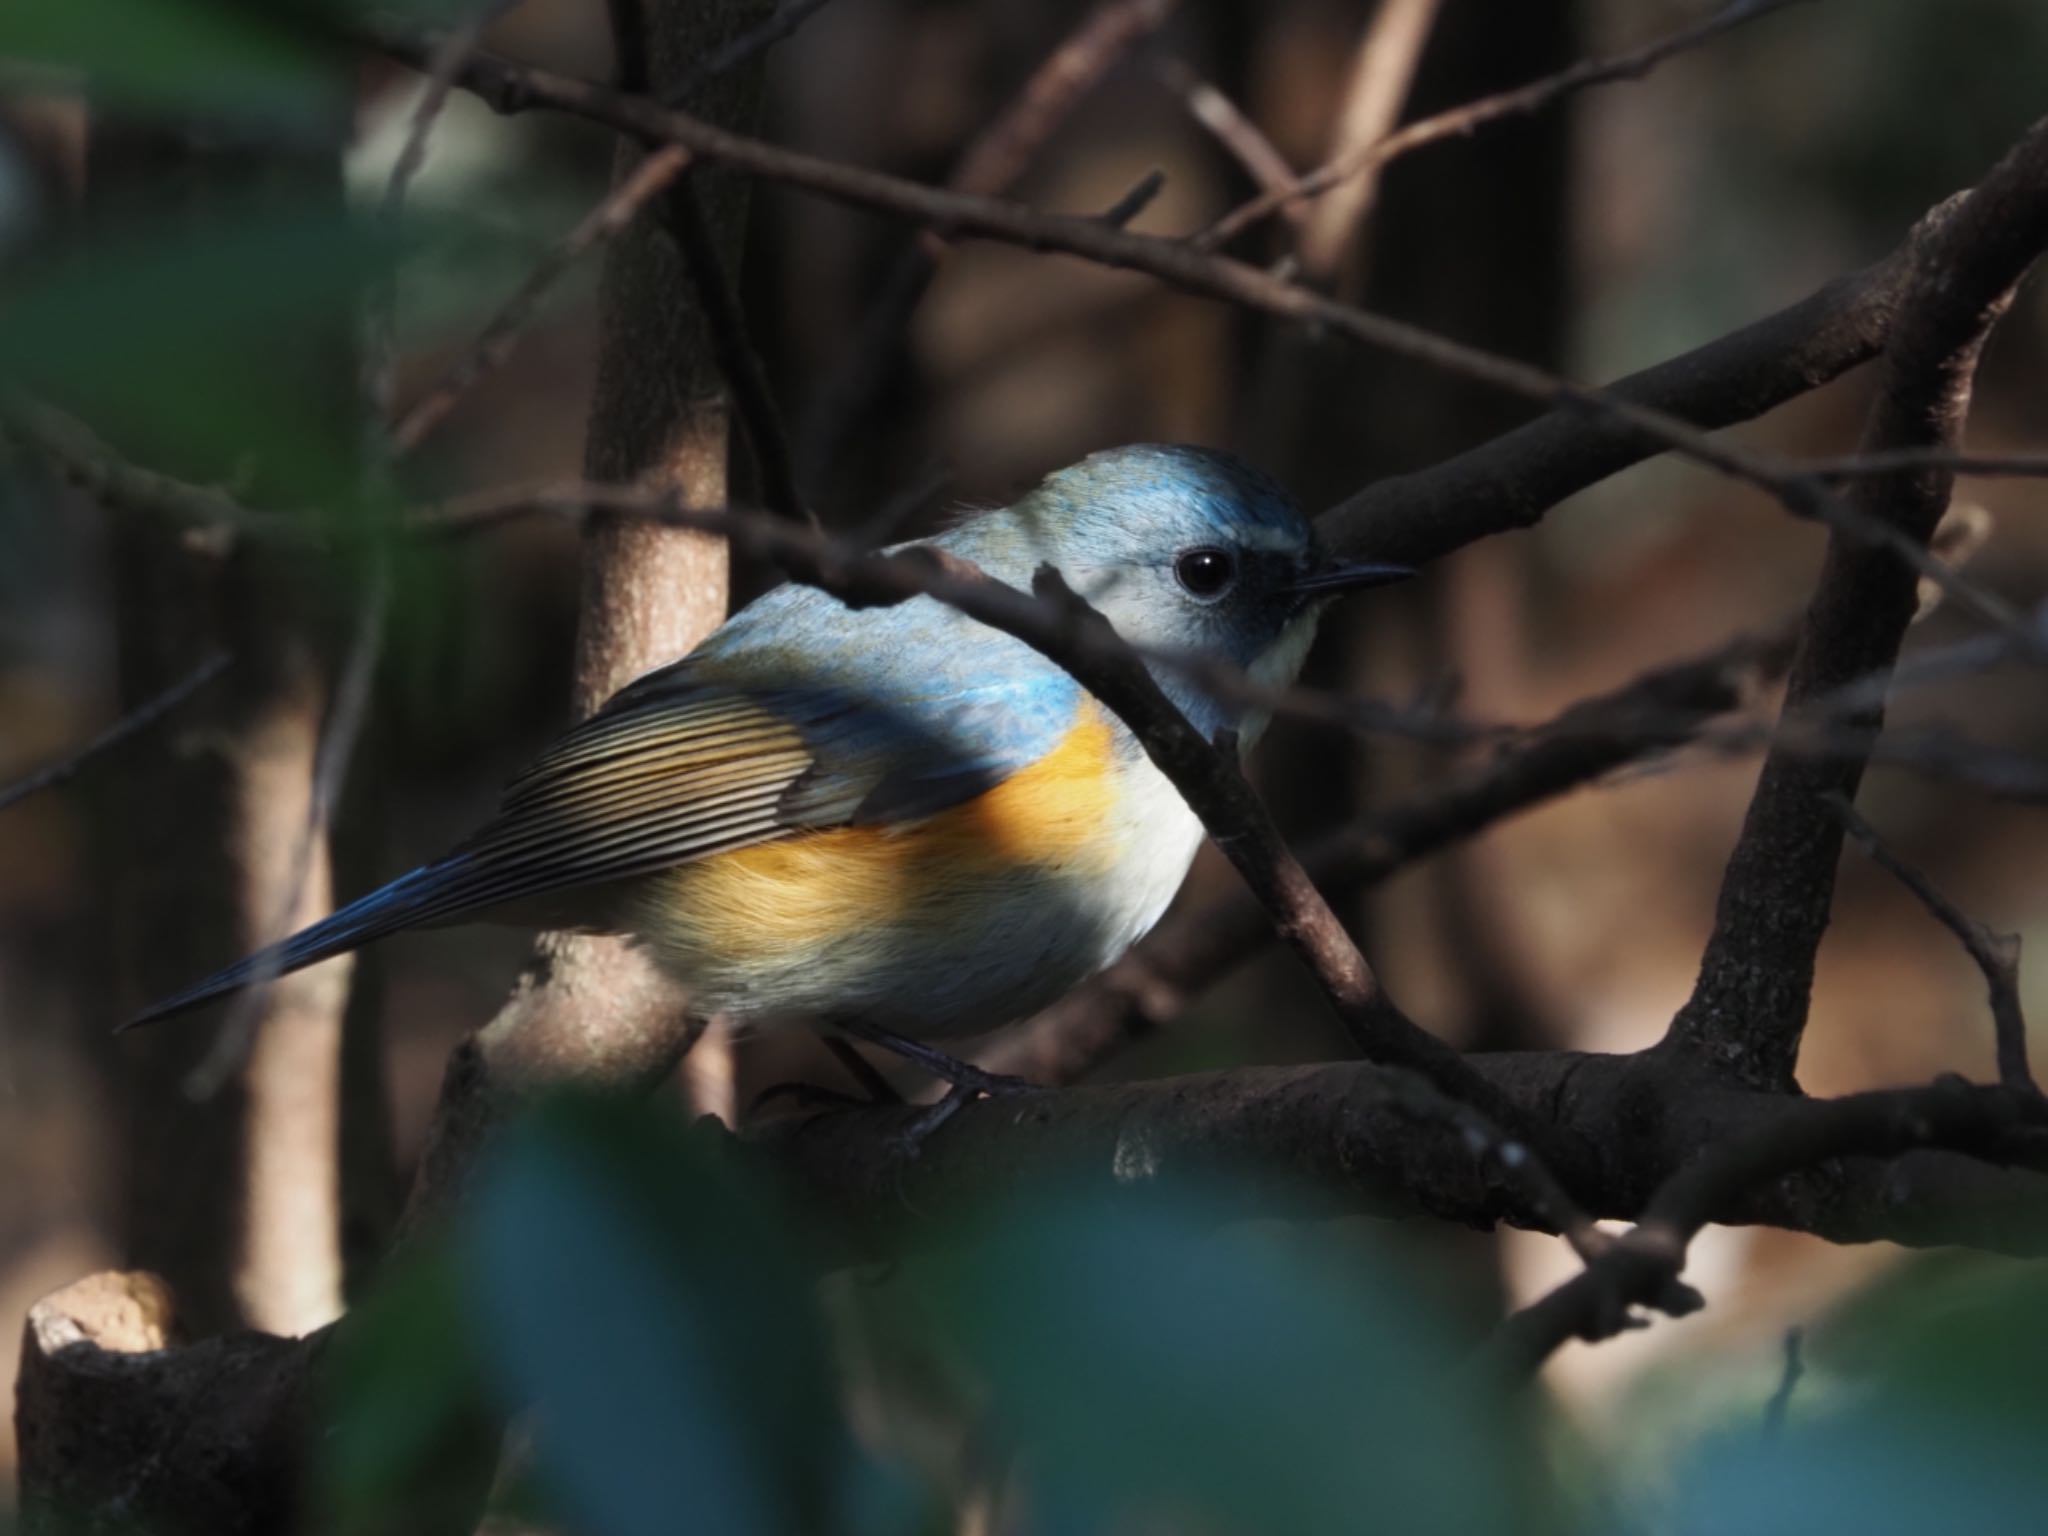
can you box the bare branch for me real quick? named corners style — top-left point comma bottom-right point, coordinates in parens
top-left (983, 631), bottom-right (1785, 1086)
top-left (1095, 167), bottom-right (1167, 227)
top-left (1294, 0), bottom-right (1441, 277)
top-left (1197, 0), bottom-right (1810, 252)
top-left (1809, 447), bottom-right (2048, 479)
top-left (797, 0), bottom-right (1180, 484)
top-left (1484, 1077), bottom-right (2048, 1379)
top-left (391, 144), bottom-right (693, 454)
top-left (1151, 58), bottom-right (1302, 223)
top-left (3, 397), bottom-right (273, 538)
top-left (356, 23), bottom-right (2033, 639)
top-left (1666, 117), bottom-right (2048, 1090)
top-left (0, 651), bottom-right (232, 816)
top-left (663, 0), bottom-right (844, 104)
top-left (183, 564), bottom-right (390, 1101)
top-left (1317, 198), bottom-right (1950, 564)
top-left (369, 0), bottom-right (520, 425)
top-left (1831, 795), bottom-right (2038, 1097)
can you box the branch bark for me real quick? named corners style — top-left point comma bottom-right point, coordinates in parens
top-left (1663, 117), bottom-right (2048, 1090)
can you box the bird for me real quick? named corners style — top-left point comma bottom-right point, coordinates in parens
top-left (129, 444), bottom-right (1408, 1111)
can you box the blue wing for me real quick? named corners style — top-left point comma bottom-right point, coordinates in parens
top-left (128, 581), bottom-right (1080, 1025)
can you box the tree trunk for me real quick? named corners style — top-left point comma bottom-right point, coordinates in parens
top-left (400, 0), bottom-right (776, 1234)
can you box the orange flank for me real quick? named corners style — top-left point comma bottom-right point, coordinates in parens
top-left (647, 702), bottom-right (1122, 959)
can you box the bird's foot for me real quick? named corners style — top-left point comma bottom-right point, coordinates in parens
top-left (886, 1071), bottom-right (1040, 1161)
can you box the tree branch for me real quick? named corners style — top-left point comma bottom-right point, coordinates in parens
top-left (1831, 795), bottom-right (2039, 1097)
top-left (982, 630), bottom-right (1786, 1085)
top-left (1484, 1075), bottom-right (2048, 1379)
top-left (357, 19), bottom-right (2032, 635)
top-left (797, 0), bottom-right (1180, 485)
top-left (0, 650), bottom-right (231, 816)
top-left (1664, 116), bottom-right (2048, 1090)
top-left (1197, 0), bottom-right (1810, 252)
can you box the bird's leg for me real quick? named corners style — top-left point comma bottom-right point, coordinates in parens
top-left (751, 1035), bottom-right (902, 1118)
top-left (824, 1036), bottom-right (903, 1104)
top-left (827, 1017), bottom-right (1041, 1158)
top-left (828, 1017), bottom-right (1038, 1099)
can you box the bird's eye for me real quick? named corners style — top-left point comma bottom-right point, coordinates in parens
top-left (1173, 547), bottom-right (1237, 599)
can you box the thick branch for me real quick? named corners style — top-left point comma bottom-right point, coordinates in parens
top-left (1485, 1075), bottom-right (2048, 1377)
top-left (1318, 198), bottom-right (1955, 564)
top-left (1665, 117), bottom-right (2048, 1089)
top-left (753, 1056), bottom-right (2048, 1264)
top-left (28, 1052), bottom-right (2048, 1524)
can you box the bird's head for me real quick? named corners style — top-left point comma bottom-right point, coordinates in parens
top-left (967, 444), bottom-right (1409, 731)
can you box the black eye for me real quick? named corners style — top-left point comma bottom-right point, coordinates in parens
top-left (1174, 547), bottom-right (1236, 599)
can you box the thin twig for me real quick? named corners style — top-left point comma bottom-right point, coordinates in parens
top-left (1807, 447), bottom-right (2048, 479)
top-left (3, 398), bottom-right (272, 538)
top-left (370, 0), bottom-right (521, 426)
top-left (380, 1), bottom-right (516, 223)
top-left (1483, 1078), bottom-right (2048, 1381)
top-left (1830, 795), bottom-right (2039, 1096)
top-left (0, 653), bottom-right (233, 817)
top-left (1151, 58), bottom-right (1303, 223)
top-left (389, 0), bottom-right (829, 453)
top-left (1294, 0), bottom-right (1442, 278)
top-left (664, 0), bottom-right (844, 104)
top-left (184, 562), bottom-right (392, 1100)
top-left (1196, 0), bottom-right (1810, 251)
top-left (796, 0), bottom-right (1180, 485)
top-left (391, 145), bottom-right (693, 454)
top-left (361, 24), bottom-right (2033, 648)
top-left (981, 629), bottom-right (1784, 1087)
top-left (1095, 167), bottom-right (1167, 227)
top-left (1761, 1327), bottom-right (1805, 1441)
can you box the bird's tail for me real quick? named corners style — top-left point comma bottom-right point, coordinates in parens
top-left (122, 859), bottom-right (466, 1030)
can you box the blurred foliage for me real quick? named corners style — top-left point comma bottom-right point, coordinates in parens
top-left (319, 1093), bottom-right (2048, 1536)
top-left (0, 0), bottom-right (345, 128)
top-left (326, 1092), bottom-right (1542, 1535)
top-left (0, 194), bottom-right (384, 509)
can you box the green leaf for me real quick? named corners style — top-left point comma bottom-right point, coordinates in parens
top-left (319, 1244), bottom-right (502, 1536)
top-left (0, 193), bottom-right (382, 516)
top-left (463, 1095), bottom-right (850, 1536)
top-left (912, 1191), bottom-right (1521, 1536)
top-left (0, 0), bottom-right (345, 126)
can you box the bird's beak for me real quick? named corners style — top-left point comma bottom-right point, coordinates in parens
top-left (1291, 559), bottom-right (1414, 600)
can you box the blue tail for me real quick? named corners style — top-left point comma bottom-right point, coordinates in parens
top-left (122, 860), bottom-right (463, 1030)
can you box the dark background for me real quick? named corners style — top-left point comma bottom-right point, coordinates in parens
top-left (5, 0), bottom-right (2048, 1503)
